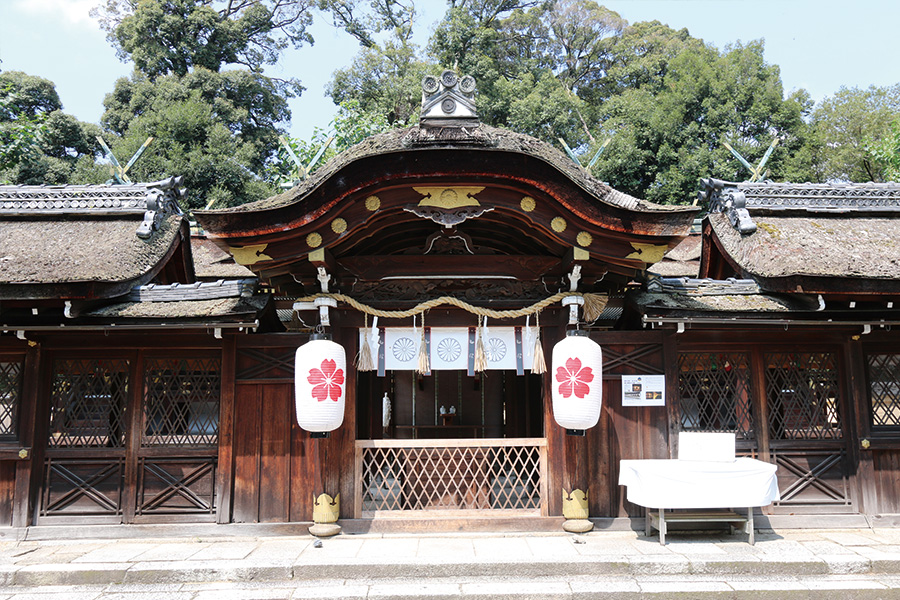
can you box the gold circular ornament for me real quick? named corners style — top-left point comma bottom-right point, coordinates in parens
top-left (520, 196), bottom-right (536, 212)
top-left (365, 195), bottom-right (381, 211)
top-left (551, 217), bottom-right (567, 233)
top-left (331, 218), bottom-right (347, 234)
top-left (306, 232), bottom-right (322, 248)
top-left (577, 231), bottom-right (593, 247)
top-left (440, 188), bottom-right (459, 204)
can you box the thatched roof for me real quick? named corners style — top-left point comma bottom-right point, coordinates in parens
top-left (701, 180), bottom-right (900, 294)
top-left (209, 124), bottom-right (693, 218)
top-left (649, 234), bottom-right (701, 278)
top-left (85, 295), bottom-right (269, 320)
top-left (633, 290), bottom-right (818, 313)
top-left (0, 180), bottom-right (192, 300)
top-left (709, 213), bottom-right (900, 281)
top-left (1, 214), bottom-right (184, 286)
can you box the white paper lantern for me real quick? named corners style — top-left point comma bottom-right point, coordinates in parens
top-left (295, 334), bottom-right (347, 434)
top-left (551, 330), bottom-right (602, 432)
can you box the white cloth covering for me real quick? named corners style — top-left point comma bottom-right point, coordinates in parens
top-left (618, 457), bottom-right (780, 509)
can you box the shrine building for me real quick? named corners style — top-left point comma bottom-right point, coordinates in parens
top-left (1, 72), bottom-right (899, 533)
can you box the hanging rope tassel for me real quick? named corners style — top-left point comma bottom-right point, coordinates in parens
top-left (531, 311), bottom-right (547, 374)
top-left (582, 293), bottom-right (609, 323)
top-left (416, 313), bottom-right (430, 375)
top-left (474, 316), bottom-right (487, 372)
top-left (355, 313), bottom-right (375, 371)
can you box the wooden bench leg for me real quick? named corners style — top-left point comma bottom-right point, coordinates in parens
top-left (748, 508), bottom-right (755, 545)
top-left (645, 507), bottom-right (651, 537)
top-left (659, 508), bottom-right (666, 545)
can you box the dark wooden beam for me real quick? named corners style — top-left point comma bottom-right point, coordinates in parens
top-left (339, 255), bottom-right (560, 281)
top-left (307, 247), bottom-right (337, 273)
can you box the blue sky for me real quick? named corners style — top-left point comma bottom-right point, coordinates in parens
top-left (1, 0), bottom-right (897, 141)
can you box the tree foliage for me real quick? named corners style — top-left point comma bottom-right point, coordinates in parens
top-left (0, 71), bottom-right (104, 185)
top-left (90, 0), bottom-right (320, 210)
top-left (424, 5), bottom-right (811, 204)
top-left (593, 31), bottom-right (811, 203)
top-left (101, 68), bottom-right (287, 209)
top-left (808, 84), bottom-right (900, 182)
top-left (267, 98), bottom-right (392, 185)
top-left (93, 0), bottom-right (313, 79)
top-left (867, 120), bottom-right (900, 182)
top-left (322, 0), bottom-right (428, 125)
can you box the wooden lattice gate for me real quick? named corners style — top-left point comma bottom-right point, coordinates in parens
top-left (37, 353), bottom-right (220, 524)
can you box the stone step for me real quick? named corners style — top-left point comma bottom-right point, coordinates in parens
top-left (5, 552), bottom-right (900, 588)
top-left (4, 575), bottom-right (900, 599)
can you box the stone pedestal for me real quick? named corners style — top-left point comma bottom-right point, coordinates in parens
top-left (309, 523), bottom-right (342, 538)
top-left (562, 519), bottom-right (594, 533)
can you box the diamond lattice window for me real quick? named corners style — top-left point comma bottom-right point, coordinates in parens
top-left (142, 357), bottom-right (220, 446)
top-left (677, 353), bottom-right (754, 439)
top-left (765, 353), bottom-right (841, 440)
top-left (868, 354), bottom-right (900, 428)
top-left (0, 361), bottom-right (23, 438)
top-left (49, 359), bottom-right (129, 448)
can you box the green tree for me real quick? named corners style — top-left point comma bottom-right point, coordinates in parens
top-left (93, 0), bottom-right (313, 80)
top-left (101, 69), bottom-right (285, 209)
top-left (867, 120), bottom-right (900, 181)
top-left (591, 28), bottom-right (811, 204)
top-left (322, 0), bottom-right (428, 125)
top-left (808, 84), bottom-right (900, 182)
top-left (0, 71), bottom-right (104, 184)
top-left (428, 0), bottom-right (622, 145)
top-left (92, 1), bottom-right (318, 208)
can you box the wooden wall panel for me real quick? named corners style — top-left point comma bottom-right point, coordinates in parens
top-left (590, 332), bottom-right (667, 518)
top-left (874, 450), bottom-right (900, 514)
top-left (0, 461), bottom-right (14, 526)
top-left (289, 423), bottom-right (318, 522)
top-left (258, 384), bottom-right (292, 522)
top-left (232, 385), bottom-right (261, 522)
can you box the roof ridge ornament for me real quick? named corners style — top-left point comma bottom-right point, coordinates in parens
top-left (137, 176), bottom-right (187, 239)
top-left (420, 70), bottom-right (478, 128)
top-left (701, 178), bottom-right (756, 235)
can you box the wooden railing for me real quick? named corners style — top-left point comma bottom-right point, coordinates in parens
top-left (354, 438), bottom-right (548, 517)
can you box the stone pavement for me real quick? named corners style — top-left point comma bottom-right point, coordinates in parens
top-left (2, 526), bottom-right (900, 598)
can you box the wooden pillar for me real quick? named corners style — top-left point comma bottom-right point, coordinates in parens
top-left (846, 336), bottom-right (876, 515)
top-left (12, 342), bottom-right (41, 527)
top-left (216, 336), bottom-right (236, 523)
top-left (319, 312), bottom-right (357, 519)
top-left (121, 351), bottom-right (144, 524)
top-left (544, 310), bottom-right (567, 516)
top-left (750, 347), bottom-right (771, 464)
top-left (663, 332), bottom-right (679, 459)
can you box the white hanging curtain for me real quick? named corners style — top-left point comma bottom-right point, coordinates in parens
top-left (359, 327), bottom-right (534, 371)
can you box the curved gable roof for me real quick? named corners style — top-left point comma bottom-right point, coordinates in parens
top-left (197, 125), bottom-right (698, 299)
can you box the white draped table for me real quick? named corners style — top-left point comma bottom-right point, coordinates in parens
top-left (618, 457), bottom-right (780, 544)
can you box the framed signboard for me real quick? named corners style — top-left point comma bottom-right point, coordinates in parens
top-left (621, 375), bottom-right (666, 407)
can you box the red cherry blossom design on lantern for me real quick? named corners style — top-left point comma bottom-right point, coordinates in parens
top-left (555, 357), bottom-right (594, 399)
top-left (308, 359), bottom-right (345, 402)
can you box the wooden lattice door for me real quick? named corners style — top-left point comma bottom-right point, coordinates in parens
top-left (674, 346), bottom-right (856, 515)
top-left (38, 353), bottom-right (220, 524)
top-left (763, 351), bottom-right (854, 512)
